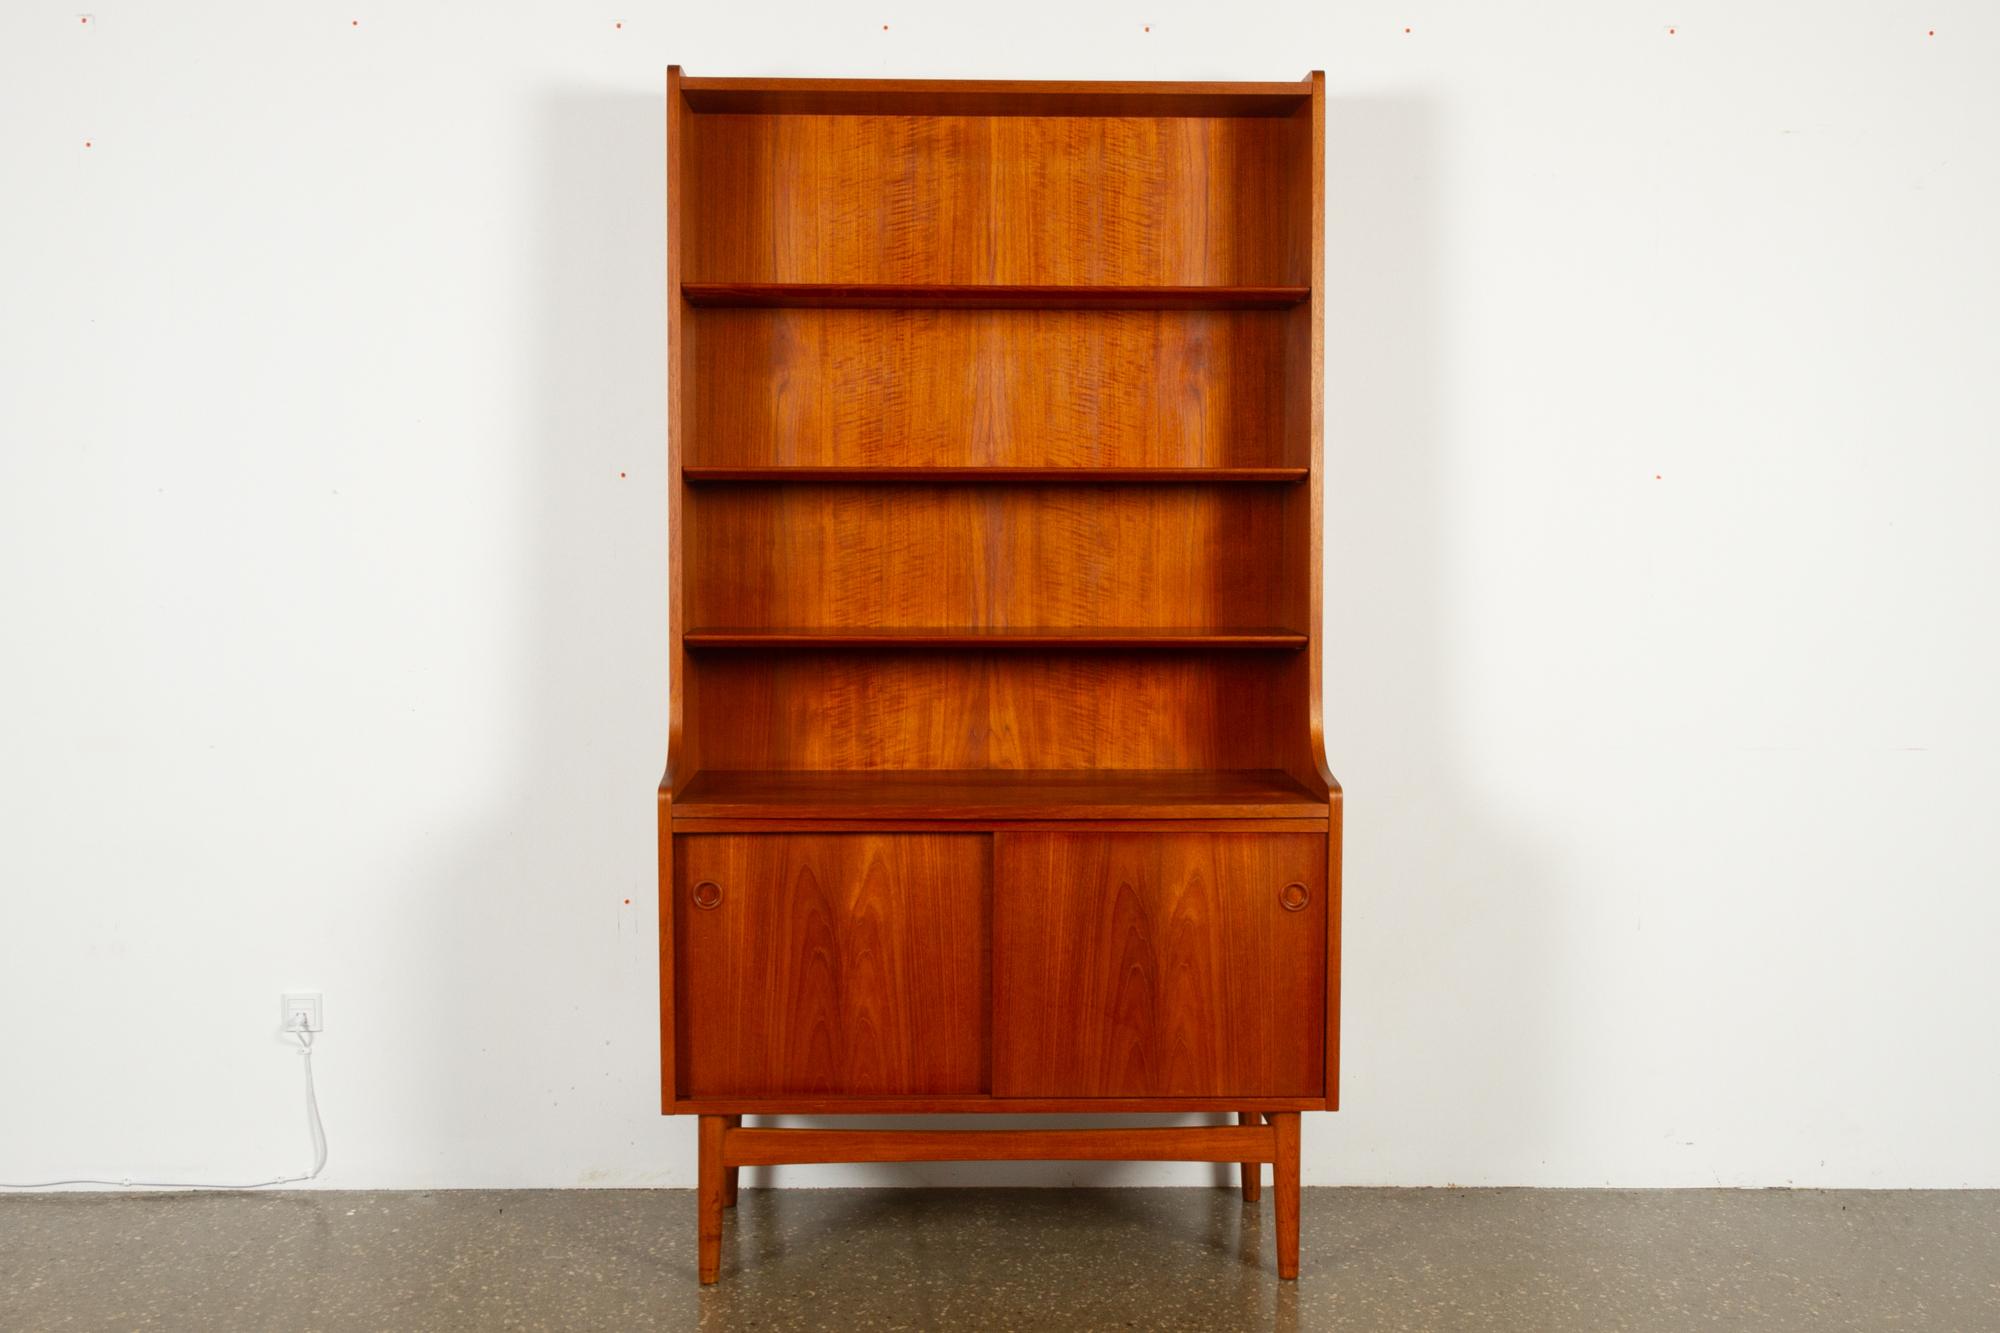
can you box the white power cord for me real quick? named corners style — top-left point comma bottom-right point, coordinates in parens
top-left (0, 1025), bottom-right (328, 1190)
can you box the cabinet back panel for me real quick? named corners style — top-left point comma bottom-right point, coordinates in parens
top-left (691, 651), bottom-right (1298, 772)
top-left (685, 114), bottom-right (1308, 286)
top-left (688, 484), bottom-right (1288, 629)
top-left (687, 307), bottom-right (1293, 470)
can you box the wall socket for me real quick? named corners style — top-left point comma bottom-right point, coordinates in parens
top-left (282, 992), bottom-right (323, 1033)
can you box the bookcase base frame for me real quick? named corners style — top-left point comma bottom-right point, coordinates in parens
top-left (695, 1113), bottom-right (1304, 1285)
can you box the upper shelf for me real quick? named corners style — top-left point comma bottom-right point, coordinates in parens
top-left (680, 283), bottom-right (1310, 311)
top-left (683, 466), bottom-right (1308, 484)
top-left (677, 76), bottom-right (1316, 119)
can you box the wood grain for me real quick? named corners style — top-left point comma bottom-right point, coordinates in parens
top-left (661, 73), bottom-right (1337, 1281)
top-left (671, 820), bottom-right (1331, 836)
top-left (1273, 1110), bottom-right (1301, 1279)
top-left (673, 771), bottom-right (1326, 821)
top-left (689, 654), bottom-right (1306, 774)
top-left (688, 484), bottom-right (1290, 628)
top-left (1240, 1110), bottom-right (1263, 1202)
top-left (722, 1114), bottom-right (741, 1207)
top-left (684, 628), bottom-right (1306, 650)
top-left (657, 788), bottom-right (676, 1113)
top-left (1328, 787), bottom-right (1344, 1109)
top-left (685, 113), bottom-right (1309, 285)
top-left (679, 77), bottom-right (1312, 118)
top-left (688, 308), bottom-right (1295, 469)
top-left (682, 282), bottom-right (1308, 309)
top-left (670, 1094), bottom-right (1327, 1115)
top-left (698, 1114), bottom-right (724, 1284)
top-left (675, 834), bottom-right (989, 1097)
top-left (660, 66), bottom-right (687, 1114)
top-left (722, 1123), bottom-right (1278, 1165)
top-left (992, 833), bottom-right (1326, 1097)
top-left (683, 467), bottom-right (1308, 484)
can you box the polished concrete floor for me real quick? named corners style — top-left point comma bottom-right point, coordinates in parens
top-left (2, 1187), bottom-right (1996, 1331)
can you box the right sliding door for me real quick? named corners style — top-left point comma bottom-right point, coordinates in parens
top-left (993, 832), bottom-right (1326, 1098)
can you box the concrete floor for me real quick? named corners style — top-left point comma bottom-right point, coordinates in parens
top-left (2, 1188), bottom-right (1996, 1331)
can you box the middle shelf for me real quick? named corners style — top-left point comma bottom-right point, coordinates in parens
top-left (683, 627), bottom-right (1309, 650)
top-left (681, 281), bottom-right (1311, 310)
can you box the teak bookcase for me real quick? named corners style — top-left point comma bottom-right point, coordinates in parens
top-left (660, 69), bottom-right (1341, 1284)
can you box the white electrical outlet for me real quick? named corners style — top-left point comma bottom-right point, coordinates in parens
top-left (282, 992), bottom-right (323, 1033)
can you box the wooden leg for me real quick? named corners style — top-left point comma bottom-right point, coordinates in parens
top-left (1272, 1111), bottom-right (1301, 1279)
top-left (723, 1115), bottom-right (741, 1208)
top-left (1238, 1112), bottom-right (1262, 1201)
top-left (698, 1115), bottom-right (725, 1284)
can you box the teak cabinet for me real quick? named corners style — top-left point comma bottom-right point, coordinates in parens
top-left (659, 70), bottom-right (1341, 1284)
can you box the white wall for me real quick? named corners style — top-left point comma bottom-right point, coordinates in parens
top-left (2, 0), bottom-right (1995, 1191)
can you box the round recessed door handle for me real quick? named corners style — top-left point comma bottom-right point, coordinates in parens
top-left (1279, 881), bottom-right (1311, 912)
top-left (691, 880), bottom-right (723, 910)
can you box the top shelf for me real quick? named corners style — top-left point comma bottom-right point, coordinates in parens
top-left (681, 283), bottom-right (1310, 311)
top-left (677, 75), bottom-right (1316, 119)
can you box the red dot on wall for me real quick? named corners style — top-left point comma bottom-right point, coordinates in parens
top-left (1404, 26), bottom-right (1411, 33)
top-left (84, 140), bottom-right (92, 147)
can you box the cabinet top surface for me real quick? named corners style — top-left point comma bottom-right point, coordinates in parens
top-left (674, 71), bottom-right (1319, 118)
top-left (670, 769), bottom-right (1330, 821)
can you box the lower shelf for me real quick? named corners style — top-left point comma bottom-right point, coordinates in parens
top-left (724, 1123), bottom-right (1274, 1166)
top-left (669, 769), bottom-right (1329, 820)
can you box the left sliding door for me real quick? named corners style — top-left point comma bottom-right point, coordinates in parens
top-left (674, 833), bottom-right (990, 1098)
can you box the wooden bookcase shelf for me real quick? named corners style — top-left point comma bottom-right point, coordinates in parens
top-left (682, 627), bottom-right (1309, 650)
top-left (662, 68), bottom-right (1341, 1286)
top-left (683, 466), bottom-right (1309, 484)
top-left (682, 281), bottom-right (1310, 309)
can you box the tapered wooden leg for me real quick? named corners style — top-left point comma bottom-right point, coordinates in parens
top-left (1272, 1111), bottom-right (1301, 1279)
top-left (722, 1115), bottom-right (741, 1208)
top-left (1239, 1112), bottom-right (1262, 1201)
top-left (698, 1115), bottom-right (725, 1284)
